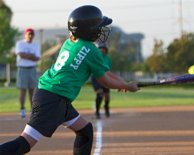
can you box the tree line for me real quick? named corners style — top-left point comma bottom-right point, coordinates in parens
top-left (145, 33), bottom-right (194, 74)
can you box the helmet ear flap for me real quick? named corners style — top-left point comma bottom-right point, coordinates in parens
top-left (71, 27), bottom-right (101, 42)
top-left (89, 27), bottom-right (102, 41)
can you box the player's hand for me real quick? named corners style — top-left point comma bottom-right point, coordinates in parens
top-left (128, 82), bottom-right (140, 92)
top-left (118, 82), bottom-right (140, 92)
top-left (118, 89), bottom-right (128, 92)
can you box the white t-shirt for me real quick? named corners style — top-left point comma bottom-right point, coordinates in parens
top-left (15, 39), bottom-right (41, 67)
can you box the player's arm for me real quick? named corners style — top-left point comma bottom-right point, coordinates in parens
top-left (96, 71), bottom-right (139, 92)
top-left (18, 52), bottom-right (40, 61)
top-left (106, 71), bottom-right (124, 81)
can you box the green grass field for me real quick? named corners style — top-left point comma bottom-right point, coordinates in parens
top-left (0, 85), bottom-right (194, 113)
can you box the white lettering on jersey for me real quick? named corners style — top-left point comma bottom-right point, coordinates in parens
top-left (70, 46), bottom-right (90, 70)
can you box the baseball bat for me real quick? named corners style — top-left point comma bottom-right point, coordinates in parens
top-left (137, 74), bottom-right (194, 87)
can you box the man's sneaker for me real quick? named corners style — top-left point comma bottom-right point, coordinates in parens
top-left (20, 108), bottom-right (26, 118)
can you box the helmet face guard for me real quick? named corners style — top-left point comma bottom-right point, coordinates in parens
top-left (68, 5), bottom-right (112, 42)
top-left (97, 26), bottom-right (111, 42)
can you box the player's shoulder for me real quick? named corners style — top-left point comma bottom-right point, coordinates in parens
top-left (78, 39), bottom-right (97, 50)
top-left (63, 38), bottom-right (100, 56)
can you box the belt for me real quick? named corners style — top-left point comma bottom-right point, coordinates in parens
top-left (18, 66), bottom-right (35, 69)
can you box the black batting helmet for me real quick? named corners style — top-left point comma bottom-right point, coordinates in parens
top-left (68, 5), bottom-right (112, 42)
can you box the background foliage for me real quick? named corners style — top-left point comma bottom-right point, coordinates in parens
top-left (145, 32), bottom-right (194, 74)
top-left (0, 0), bottom-right (18, 64)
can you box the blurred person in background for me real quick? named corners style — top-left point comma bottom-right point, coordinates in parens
top-left (15, 28), bottom-right (41, 118)
top-left (91, 42), bottom-right (112, 119)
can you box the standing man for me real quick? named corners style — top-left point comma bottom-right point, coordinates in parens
top-left (91, 42), bottom-right (112, 119)
top-left (15, 28), bottom-right (41, 118)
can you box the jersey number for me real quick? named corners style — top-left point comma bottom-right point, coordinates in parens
top-left (54, 51), bottom-right (69, 71)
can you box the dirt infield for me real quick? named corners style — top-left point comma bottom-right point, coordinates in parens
top-left (1, 106), bottom-right (194, 155)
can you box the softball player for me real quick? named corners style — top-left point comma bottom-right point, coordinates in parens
top-left (91, 43), bottom-right (112, 119)
top-left (0, 5), bottom-right (139, 155)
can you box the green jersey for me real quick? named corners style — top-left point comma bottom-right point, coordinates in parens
top-left (38, 39), bottom-right (109, 101)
